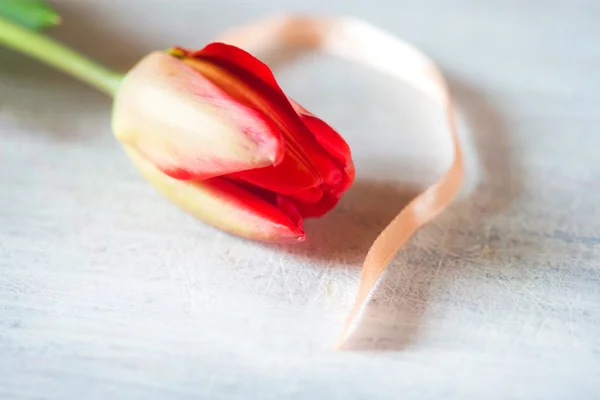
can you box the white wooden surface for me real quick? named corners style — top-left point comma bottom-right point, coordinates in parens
top-left (1, 0), bottom-right (600, 399)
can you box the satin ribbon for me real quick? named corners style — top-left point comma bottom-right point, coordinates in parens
top-left (216, 15), bottom-right (463, 348)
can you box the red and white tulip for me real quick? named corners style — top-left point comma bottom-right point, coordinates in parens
top-left (112, 43), bottom-right (354, 242)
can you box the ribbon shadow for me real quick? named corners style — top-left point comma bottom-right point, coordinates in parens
top-left (339, 76), bottom-right (524, 350)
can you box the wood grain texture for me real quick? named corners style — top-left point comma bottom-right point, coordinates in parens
top-left (1, 0), bottom-right (599, 399)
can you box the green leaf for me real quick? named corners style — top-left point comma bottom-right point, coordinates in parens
top-left (0, 0), bottom-right (60, 31)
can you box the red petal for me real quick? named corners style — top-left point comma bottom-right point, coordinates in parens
top-left (289, 100), bottom-right (352, 167)
top-left (232, 155), bottom-right (322, 204)
top-left (288, 99), bottom-right (355, 191)
top-left (206, 177), bottom-right (306, 242)
top-left (276, 194), bottom-right (303, 231)
top-left (295, 187), bottom-right (343, 218)
top-left (231, 133), bottom-right (342, 204)
top-left (186, 43), bottom-right (283, 99)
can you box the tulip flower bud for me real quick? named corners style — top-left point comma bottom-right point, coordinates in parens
top-left (112, 43), bottom-right (354, 242)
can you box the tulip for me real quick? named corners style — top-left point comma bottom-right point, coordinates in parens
top-left (112, 43), bottom-right (355, 242)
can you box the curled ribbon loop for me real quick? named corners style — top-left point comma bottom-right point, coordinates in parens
top-left (217, 15), bottom-right (463, 348)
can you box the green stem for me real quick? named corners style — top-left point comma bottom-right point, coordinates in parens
top-left (0, 15), bottom-right (123, 96)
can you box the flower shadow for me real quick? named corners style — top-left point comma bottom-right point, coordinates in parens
top-left (293, 179), bottom-right (421, 267)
